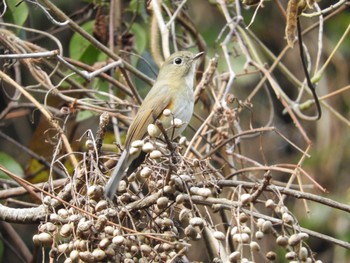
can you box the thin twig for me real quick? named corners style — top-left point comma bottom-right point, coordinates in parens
top-left (0, 70), bottom-right (78, 167)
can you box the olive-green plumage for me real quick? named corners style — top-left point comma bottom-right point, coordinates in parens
top-left (105, 51), bottom-right (203, 199)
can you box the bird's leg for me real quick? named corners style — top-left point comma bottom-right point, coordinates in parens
top-left (155, 119), bottom-right (174, 152)
top-left (155, 120), bottom-right (180, 168)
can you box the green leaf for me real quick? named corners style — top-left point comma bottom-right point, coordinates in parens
top-left (76, 110), bottom-right (96, 122)
top-left (3, 1), bottom-right (29, 26)
top-left (130, 23), bottom-right (147, 55)
top-left (128, 0), bottom-right (147, 21)
top-left (0, 152), bottom-right (24, 179)
top-left (91, 78), bottom-right (109, 96)
top-left (69, 21), bottom-right (106, 64)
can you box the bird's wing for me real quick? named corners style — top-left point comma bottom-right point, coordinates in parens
top-left (125, 84), bottom-right (172, 148)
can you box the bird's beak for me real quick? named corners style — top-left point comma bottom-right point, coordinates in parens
top-left (192, 51), bottom-right (204, 61)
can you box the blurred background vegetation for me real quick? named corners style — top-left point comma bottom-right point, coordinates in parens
top-left (0, 0), bottom-right (349, 262)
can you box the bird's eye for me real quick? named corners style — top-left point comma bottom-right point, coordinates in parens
top-left (173, 57), bottom-right (183, 65)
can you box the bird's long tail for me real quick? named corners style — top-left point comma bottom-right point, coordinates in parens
top-left (104, 150), bottom-right (128, 199)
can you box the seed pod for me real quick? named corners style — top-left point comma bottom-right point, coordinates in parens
top-left (32, 234), bottom-right (40, 245)
top-left (179, 174), bottom-right (192, 182)
top-left (43, 196), bottom-right (51, 206)
top-left (104, 226), bottom-right (114, 236)
top-left (255, 231), bottom-right (264, 240)
top-left (184, 225), bottom-right (198, 239)
top-left (112, 235), bottom-right (125, 245)
top-left (179, 209), bottom-right (191, 222)
top-left (79, 251), bottom-right (94, 263)
top-left (140, 244), bottom-right (152, 254)
top-left (104, 244), bottom-right (116, 258)
top-left (163, 185), bottom-right (175, 194)
top-left (68, 214), bottom-right (81, 223)
top-left (155, 179), bottom-right (164, 189)
top-left (197, 188), bottom-right (212, 198)
top-left (280, 205), bottom-right (289, 214)
top-left (213, 231), bottom-right (225, 240)
top-left (70, 250), bottom-right (79, 261)
top-left (57, 243), bottom-right (70, 254)
top-left (78, 240), bottom-right (88, 251)
top-left (285, 251), bottom-right (297, 260)
top-left (50, 213), bottom-right (60, 223)
top-left (239, 227), bottom-right (249, 236)
top-left (262, 220), bottom-right (273, 233)
top-left (95, 200), bottom-right (108, 212)
top-left (123, 252), bottom-right (133, 260)
top-left (87, 185), bottom-right (103, 200)
top-left (60, 223), bottom-right (73, 237)
top-left (175, 194), bottom-right (185, 204)
top-left (256, 218), bottom-right (265, 228)
top-left (299, 246), bottom-right (308, 260)
top-left (289, 233), bottom-right (302, 246)
top-left (57, 209), bottom-right (69, 219)
top-left (154, 217), bottom-right (163, 226)
top-left (156, 197), bottom-right (169, 209)
top-left (150, 150), bottom-right (162, 159)
top-left (228, 251), bottom-right (241, 262)
top-left (130, 245), bottom-right (139, 253)
top-left (241, 233), bottom-right (250, 243)
top-left (142, 142), bottom-right (154, 152)
top-left (179, 136), bottom-right (187, 145)
top-left (40, 222), bottom-right (57, 233)
top-left (265, 199), bottom-right (276, 209)
top-left (282, 213), bottom-right (294, 224)
top-left (189, 217), bottom-right (204, 227)
top-left (131, 140), bottom-right (144, 148)
top-left (50, 197), bottom-right (61, 207)
top-left (163, 218), bottom-right (174, 227)
top-left (230, 226), bottom-right (238, 236)
top-left (266, 251), bottom-right (277, 260)
top-left (147, 124), bottom-right (160, 137)
top-left (171, 118), bottom-right (183, 128)
top-left (250, 241), bottom-right (260, 252)
top-left (163, 109), bottom-right (172, 116)
top-left (276, 235), bottom-right (288, 247)
top-left (67, 242), bottom-right (74, 251)
top-left (232, 233), bottom-right (240, 243)
top-left (129, 146), bottom-right (140, 156)
top-left (37, 232), bottom-right (53, 246)
top-left (49, 248), bottom-right (57, 259)
top-left (239, 212), bottom-right (248, 223)
top-left (189, 186), bottom-right (200, 195)
top-left (140, 167), bottom-right (152, 178)
top-left (77, 220), bottom-right (92, 232)
top-left (113, 229), bottom-right (121, 236)
top-left (99, 238), bottom-right (110, 250)
top-left (92, 248), bottom-right (106, 261)
top-left (95, 215), bottom-right (108, 231)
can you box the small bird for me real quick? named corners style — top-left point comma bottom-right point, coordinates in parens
top-left (105, 51), bottom-right (204, 199)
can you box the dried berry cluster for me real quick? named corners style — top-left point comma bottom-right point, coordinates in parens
top-left (32, 129), bottom-right (322, 262)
